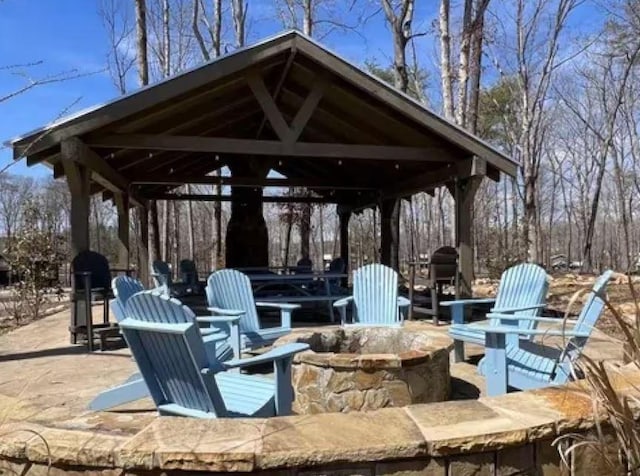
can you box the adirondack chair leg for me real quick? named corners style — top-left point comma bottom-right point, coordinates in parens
top-left (88, 377), bottom-right (149, 411)
top-left (339, 306), bottom-right (347, 326)
top-left (229, 321), bottom-right (241, 360)
top-left (450, 302), bottom-right (465, 325)
top-left (280, 309), bottom-right (292, 329)
top-left (273, 357), bottom-right (295, 415)
top-left (453, 340), bottom-right (465, 363)
top-left (485, 331), bottom-right (508, 397)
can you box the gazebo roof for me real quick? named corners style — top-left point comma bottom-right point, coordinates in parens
top-left (9, 30), bottom-right (518, 209)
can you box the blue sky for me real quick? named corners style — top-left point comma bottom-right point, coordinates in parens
top-left (0, 0), bottom-right (599, 179)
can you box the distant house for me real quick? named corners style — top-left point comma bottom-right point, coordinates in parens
top-left (0, 255), bottom-right (10, 287)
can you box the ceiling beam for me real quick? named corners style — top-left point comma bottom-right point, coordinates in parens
top-left (130, 175), bottom-right (375, 190)
top-left (87, 134), bottom-right (452, 162)
top-left (381, 157), bottom-right (488, 199)
top-left (140, 193), bottom-right (347, 204)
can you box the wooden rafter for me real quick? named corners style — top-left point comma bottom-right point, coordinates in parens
top-left (247, 71), bottom-right (292, 141)
top-left (247, 69), bottom-right (326, 146)
top-left (129, 175), bottom-right (375, 190)
top-left (140, 192), bottom-right (352, 204)
top-left (61, 137), bottom-right (144, 207)
top-left (87, 134), bottom-right (452, 162)
top-left (381, 157), bottom-right (489, 199)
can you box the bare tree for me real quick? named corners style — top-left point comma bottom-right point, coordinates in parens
top-left (380, 0), bottom-right (415, 93)
top-left (231, 0), bottom-right (247, 47)
top-left (98, 0), bottom-right (135, 94)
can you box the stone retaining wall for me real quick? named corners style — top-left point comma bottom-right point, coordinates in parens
top-left (2, 366), bottom-right (639, 475)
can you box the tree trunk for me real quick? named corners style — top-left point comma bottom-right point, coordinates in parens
top-left (134, 0), bottom-right (160, 264)
top-left (380, 0), bottom-right (414, 93)
top-left (438, 0), bottom-right (454, 120)
top-left (186, 185), bottom-right (195, 258)
top-left (161, 200), bottom-right (169, 260)
top-left (134, 0), bottom-right (148, 86)
top-left (231, 0), bottom-right (246, 47)
top-left (300, 204), bottom-right (311, 260)
top-left (303, 0), bottom-right (312, 36)
top-left (284, 212), bottom-right (293, 266)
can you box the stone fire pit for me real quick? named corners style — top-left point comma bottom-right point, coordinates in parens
top-left (275, 326), bottom-right (453, 414)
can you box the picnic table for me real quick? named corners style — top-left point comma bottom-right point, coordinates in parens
top-left (246, 271), bottom-right (349, 322)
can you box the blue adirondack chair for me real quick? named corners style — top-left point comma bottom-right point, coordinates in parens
top-left (445, 263), bottom-right (549, 362)
top-left (89, 281), bottom-right (240, 412)
top-left (206, 269), bottom-right (298, 350)
top-left (119, 292), bottom-right (309, 418)
top-left (109, 275), bottom-right (145, 323)
top-left (477, 270), bottom-right (613, 396)
top-left (333, 263), bottom-right (410, 326)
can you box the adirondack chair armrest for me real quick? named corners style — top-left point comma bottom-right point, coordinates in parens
top-left (333, 296), bottom-right (354, 326)
top-left (474, 324), bottom-right (590, 338)
top-left (440, 298), bottom-right (497, 307)
top-left (201, 332), bottom-right (230, 343)
top-left (397, 296), bottom-right (411, 308)
top-left (196, 315), bottom-right (242, 324)
top-left (207, 307), bottom-right (246, 316)
top-left (486, 312), bottom-right (570, 324)
top-left (333, 296), bottom-right (354, 308)
top-left (220, 343), bottom-right (310, 369)
top-left (489, 303), bottom-right (547, 314)
top-left (441, 298), bottom-right (496, 324)
top-left (255, 302), bottom-right (299, 329)
top-left (255, 302), bottom-right (301, 311)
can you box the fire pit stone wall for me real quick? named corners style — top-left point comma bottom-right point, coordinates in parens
top-left (275, 326), bottom-right (453, 414)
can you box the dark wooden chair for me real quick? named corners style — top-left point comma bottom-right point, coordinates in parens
top-left (70, 250), bottom-right (121, 351)
top-left (423, 246), bottom-right (458, 325)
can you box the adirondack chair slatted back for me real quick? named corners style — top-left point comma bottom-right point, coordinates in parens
top-left (490, 263), bottom-right (549, 331)
top-left (206, 270), bottom-right (260, 333)
top-left (180, 259), bottom-right (199, 286)
top-left (352, 264), bottom-right (400, 325)
top-left (111, 276), bottom-right (144, 322)
top-left (121, 293), bottom-right (227, 417)
top-left (152, 260), bottom-right (172, 288)
top-left (562, 270), bottom-right (613, 362)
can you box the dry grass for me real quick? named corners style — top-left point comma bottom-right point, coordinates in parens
top-left (554, 277), bottom-right (640, 475)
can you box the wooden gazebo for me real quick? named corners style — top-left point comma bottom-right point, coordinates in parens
top-left (10, 31), bottom-right (517, 298)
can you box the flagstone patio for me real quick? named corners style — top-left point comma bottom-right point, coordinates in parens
top-left (0, 305), bottom-right (632, 475)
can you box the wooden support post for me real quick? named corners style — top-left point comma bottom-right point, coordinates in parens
top-left (452, 176), bottom-right (482, 298)
top-left (380, 199), bottom-right (400, 271)
top-left (61, 157), bottom-right (90, 258)
top-left (338, 208), bottom-right (351, 287)
top-left (61, 145), bottom-right (91, 346)
top-left (114, 192), bottom-right (130, 271)
top-left (137, 206), bottom-right (150, 286)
